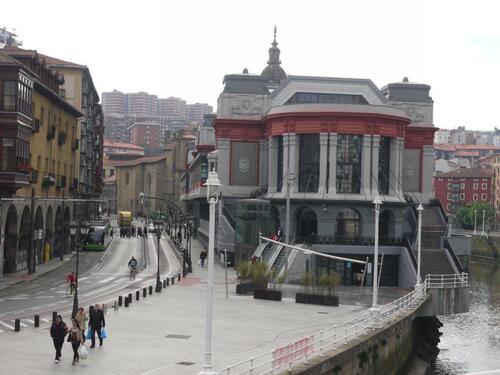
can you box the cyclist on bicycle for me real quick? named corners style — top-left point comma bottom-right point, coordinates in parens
top-left (128, 256), bottom-right (138, 279)
top-left (66, 271), bottom-right (76, 294)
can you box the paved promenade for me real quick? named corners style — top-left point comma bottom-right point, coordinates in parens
top-left (0, 239), bottom-right (376, 374)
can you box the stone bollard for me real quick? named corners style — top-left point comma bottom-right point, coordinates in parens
top-left (118, 295), bottom-right (123, 306)
top-left (143, 288), bottom-right (147, 298)
top-left (171, 277), bottom-right (175, 285)
top-left (14, 319), bottom-right (20, 332)
top-left (166, 278), bottom-right (170, 286)
top-left (124, 297), bottom-right (129, 307)
top-left (162, 279), bottom-right (166, 288)
top-left (136, 291), bottom-right (140, 301)
top-left (34, 315), bottom-right (40, 328)
top-left (128, 293), bottom-right (133, 304)
top-left (178, 273), bottom-right (181, 282)
top-left (113, 300), bottom-right (118, 311)
top-left (149, 285), bottom-right (153, 295)
top-left (52, 312), bottom-right (57, 322)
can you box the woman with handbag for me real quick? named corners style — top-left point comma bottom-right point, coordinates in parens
top-left (75, 307), bottom-right (88, 342)
top-left (67, 319), bottom-right (84, 365)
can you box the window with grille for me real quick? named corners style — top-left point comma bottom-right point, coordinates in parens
top-left (336, 135), bottom-right (362, 194)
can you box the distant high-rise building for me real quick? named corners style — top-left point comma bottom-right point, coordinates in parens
top-left (127, 92), bottom-right (158, 117)
top-left (187, 103), bottom-right (213, 123)
top-left (0, 27), bottom-right (22, 48)
top-left (158, 97), bottom-right (187, 119)
top-left (102, 90), bottom-right (126, 114)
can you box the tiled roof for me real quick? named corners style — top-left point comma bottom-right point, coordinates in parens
top-left (103, 139), bottom-right (144, 151)
top-left (39, 53), bottom-right (85, 69)
top-left (1, 46), bottom-right (38, 57)
top-left (114, 155), bottom-right (166, 167)
top-left (0, 51), bottom-right (22, 65)
top-left (437, 167), bottom-right (493, 178)
top-left (455, 150), bottom-right (480, 157)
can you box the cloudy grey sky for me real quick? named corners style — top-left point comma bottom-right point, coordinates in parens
top-left (3, 0), bottom-right (499, 130)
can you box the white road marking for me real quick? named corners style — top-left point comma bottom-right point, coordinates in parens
top-left (7, 297), bottom-right (28, 300)
top-left (99, 277), bottom-right (116, 284)
top-left (26, 319), bottom-right (34, 324)
top-left (36, 296), bottom-right (53, 299)
top-left (79, 277), bottom-right (89, 281)
top-left (41, 318), bottom-right (49, 323)
top-left (0, 321), bottom-right (14, 330)
top-left (0, 329), bottom-right (4, 333)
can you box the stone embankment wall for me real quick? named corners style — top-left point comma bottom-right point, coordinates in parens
top-left (471, 235), bottom-right (500, 262)
top-left (283, 309), bottom-right (441, 375)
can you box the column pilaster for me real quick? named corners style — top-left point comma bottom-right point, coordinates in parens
top-left (289, 133), bottom-right (299, 193)
top-left (328, 133), bottom-right (338, 196)
top-left (318, 133), bottom-right (329, 195)
top-left (361, 135), bottom-right (372, 196)
top-left (267, 137), bottom-right (277, 193)
top-left (371, 135), bottom-right (380, 197)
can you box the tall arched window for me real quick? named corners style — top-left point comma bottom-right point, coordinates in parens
top-left (335, 208), bottom-right (361, 239)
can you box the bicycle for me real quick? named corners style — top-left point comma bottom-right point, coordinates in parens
top-left (65, 282), bottom-right (75, 297)
top-left (129, 266), bottom-right (138, 280)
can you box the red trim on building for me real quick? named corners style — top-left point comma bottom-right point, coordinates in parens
top-left (264, 112), bottom-right (409, 138)
top-left (405, 126), bottom-right (437, 149)
top-left (214, 119), bottom-right (265, 140)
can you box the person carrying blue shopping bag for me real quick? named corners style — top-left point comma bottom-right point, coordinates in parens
top-left (89, 304), bottom-right (105, 348)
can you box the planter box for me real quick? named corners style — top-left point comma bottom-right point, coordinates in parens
top-left (254, 289), bottom-right (282, 301)
top-left (295, 292), bottom-right (339, 306)
top-left (236, 281), bottom-right (255, 295)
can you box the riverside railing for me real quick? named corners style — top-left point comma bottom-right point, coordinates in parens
top-left (219, 273), bottom-right (468, 375)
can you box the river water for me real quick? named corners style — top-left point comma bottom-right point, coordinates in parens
top-left (431, 260), bottom-right (500, 374)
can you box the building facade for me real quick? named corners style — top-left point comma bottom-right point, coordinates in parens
top-left (0, 49), bottom-right (84, 275)
top-left (115, 156), bottom-right (167, 215)
top-left (435, 168), bottom-right (493, 214)
top-left (493, 153), bottom-right (500, 217)
top-left (181, 32), bottom-right (445, 288)
top-left (128, 122), bottom-right (162, 151)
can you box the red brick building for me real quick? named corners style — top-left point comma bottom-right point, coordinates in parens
top-left (435, 168), bottom-right (494, 213)
top-left (128, 122), bottom-right (161, 150)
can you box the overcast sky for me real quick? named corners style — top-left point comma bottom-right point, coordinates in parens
top-left (2, 0), bottom-right (499, 130)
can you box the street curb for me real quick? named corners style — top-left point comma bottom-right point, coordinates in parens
top-left (0, 253), bottom-right (76, 291)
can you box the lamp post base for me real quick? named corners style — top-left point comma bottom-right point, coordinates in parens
top-left (198, 368), bottom-right (217, 375)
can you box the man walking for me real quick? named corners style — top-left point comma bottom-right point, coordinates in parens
top-left (89, 304), bottom-right (105, 348)
top-left (50, 315), bottom-right (68, 363)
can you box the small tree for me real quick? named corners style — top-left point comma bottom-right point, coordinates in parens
top-left (250, 261), bottom-right (269, 290)
top-left (318, 273), bottom-right (341, 296)
top-left (455, 202), bottom-right (495, 230)
top-left (237, 261), bottom-right (252, 283)
top-left (300, 271), bottom-right (313, 292)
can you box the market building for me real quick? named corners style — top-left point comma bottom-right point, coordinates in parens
top-left (182, 30), bottom-right (459, 287)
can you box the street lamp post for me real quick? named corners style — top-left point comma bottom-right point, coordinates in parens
top-left (416, 204), bottom-right (424, 287)
top-left (481, 209), bottom-right (486, 237)
top-left (154, 220), bottom-right (163, 292)
top-left (474, 209), bottom-right (478, 235)
top-left (71, 221), bottom-right (89, 319)
top-left (200, 170), bottom-right (221, 375)
top-left (372, 196), bottom-right (382, 308)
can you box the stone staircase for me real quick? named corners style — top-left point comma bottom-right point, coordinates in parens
top-left (420, 205), bottom-right (447, 249)
top-left (419, 249), bottom-right (455, 277)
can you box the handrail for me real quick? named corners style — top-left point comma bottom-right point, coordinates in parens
top-left (218, 273), bottom-right (469, 375)
top-left (222, 204), bottom-right (236, 229)
top-left (402, 237), bottom-right (418, 272)
top-left (443, 238), bottom-right (464, 273)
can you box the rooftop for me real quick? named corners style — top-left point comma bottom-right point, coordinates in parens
top-left (103, 139), bottom-right (145, 151)
top-left (113, 155), bottom-right (166, 167)
top-left (437, 167), bottom-right (493, 179)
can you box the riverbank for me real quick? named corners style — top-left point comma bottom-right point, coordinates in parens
top-left (430, 260), bottom-right (500, 374)
top-left (471, 235), bottom-right (500, 262)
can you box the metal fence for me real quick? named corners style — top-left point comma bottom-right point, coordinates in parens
top-left (218, 274), bottom-right (468, 375)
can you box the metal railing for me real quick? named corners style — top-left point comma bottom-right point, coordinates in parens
top-left (219, 273), bottom-right (468, 375)
top-left (425, 273), bottom-right (468, 289)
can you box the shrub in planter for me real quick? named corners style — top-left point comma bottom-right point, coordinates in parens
top-left (236, 261), bottom-right (254, 295)
top-left (252, 261), bottom-right (282, 301)
top-left (296, 272), bottom-right (340, 306)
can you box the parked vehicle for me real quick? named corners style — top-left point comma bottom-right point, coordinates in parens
top-left (118, 211), bottom-right (132, 227)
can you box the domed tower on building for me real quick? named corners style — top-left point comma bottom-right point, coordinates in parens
top-left (261, 26), bottom-right (286, 88)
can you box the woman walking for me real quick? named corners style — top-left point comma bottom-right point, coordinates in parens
top-left (67, 319), bottom-right (84, 365)
top-left (75, 307), bottom-right (88, 342)
top-left (50, 315), bottom-right (68, 363)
